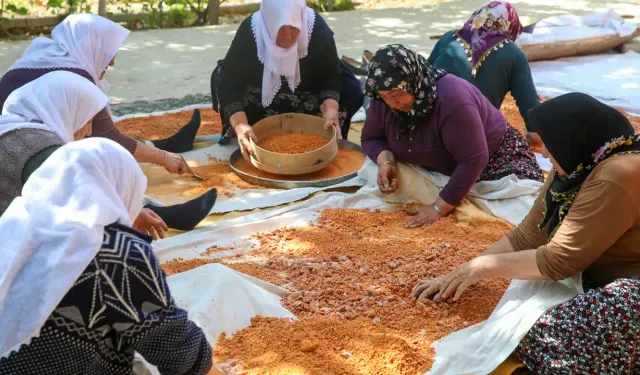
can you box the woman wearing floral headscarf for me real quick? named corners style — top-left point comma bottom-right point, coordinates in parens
top-left (427, 1), bottom-right (540, 145)
top-left (362, 44), bottom-right (542, 228)
top-left (412, 93), bottom-right (640, 373)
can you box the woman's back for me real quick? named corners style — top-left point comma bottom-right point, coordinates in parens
top-left (0, 223), bottom-right (212, 374)
top-left (428, 30), bottom-right (538, 127)
top-left (0, 128), bottom-right (62, 214)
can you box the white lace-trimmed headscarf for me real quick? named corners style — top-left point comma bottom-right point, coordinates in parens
top-left (0, 138), bottom-right (147, 359)
top-left (6, 13), bottom-right (130, 94)
top-left (0, 71), bottom-right (109, 143)
top-left (251, 0), bottom-right (316, 107)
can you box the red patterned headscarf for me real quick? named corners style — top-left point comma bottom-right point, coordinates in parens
top-left (455, 1), bottom-right (523, 77)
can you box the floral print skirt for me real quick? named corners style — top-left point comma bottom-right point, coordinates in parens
top-left (515, 276), bottom-right (640, 374)
top-left (479, 126), bottom-right (544, 182)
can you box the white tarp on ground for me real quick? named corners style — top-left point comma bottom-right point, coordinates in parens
top-left (357, 158), bottom-right (543, 226)
top-left (167, 264), bottom-right (295, 346)
top-left (517, 9), bottom-right (638, 45)
top-left (152, 158), bottom-right (543, 257)
top-left (531, 51), bottom-right (640, 115)
top-left (427, 275), bottom-right (583, 375)
top-left (153, 192), bottom-right (394, 259)
top-left (145, 141), bottom-right (366, 214)
top-left (133, 264), bottom-right (295, 375)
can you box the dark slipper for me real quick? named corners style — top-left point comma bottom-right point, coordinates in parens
top-left (362, 49), bottom-right (373, 65)
top-left (341, 55), bottom-right (369, 76)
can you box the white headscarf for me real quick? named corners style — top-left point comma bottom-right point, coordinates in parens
top-left (6, 13), bottom-right (130, 94)
top-left (0, 138), bottom-right (147, 359)
top-left (0, 71), bottom-right (109, 143)
top-left (251, 0), bottom-right (316, 107)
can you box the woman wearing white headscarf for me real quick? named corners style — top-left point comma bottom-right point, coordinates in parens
top-left (211, 0), bottom-right (364, 160)
top-left (0, 13), bottom-right (199, 174)
top-left (0, 71), bottom-right (218, 234)
top-left (0, 138), bottom-right (214, 375)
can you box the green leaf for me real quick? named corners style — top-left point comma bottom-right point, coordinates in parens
top-left (46, 0), bottom-right (63, 9)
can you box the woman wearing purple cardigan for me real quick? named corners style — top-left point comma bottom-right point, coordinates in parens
top-left (362, 45), bottom-right (543, 228)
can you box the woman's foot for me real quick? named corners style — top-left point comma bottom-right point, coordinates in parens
top-left (145, 188), bottom-right (217, 231)
top-left (152, 109), bottom-right (201, 153)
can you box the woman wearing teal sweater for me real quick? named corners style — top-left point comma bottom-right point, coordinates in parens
top-left (428, 1), bottom-right (540, 145)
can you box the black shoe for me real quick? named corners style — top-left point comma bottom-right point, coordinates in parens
top-left (145, 188), bottom-right (217, 231)
top-left (341, 55), bottom-right (369, 76)
top-left (152, 109), bottom-right (201, 153)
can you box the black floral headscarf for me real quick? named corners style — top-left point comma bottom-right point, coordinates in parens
top-left (529, 93), bottom-right (640, 240)
top-left (365, 44), bottom-right (446, 139)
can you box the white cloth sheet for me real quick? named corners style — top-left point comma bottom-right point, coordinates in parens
top-left (135, 264), bottom-right (295, 375)
top-left (517, 9), bottom-right (638, 45)
top-left (531, 51), bottom-right (640, 115)
top-left (357, 158), bottom-right (543, 226)
top-left (167, 264), bottom-right (295, 346)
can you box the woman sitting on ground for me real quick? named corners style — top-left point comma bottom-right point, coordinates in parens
top-left (427, 1), bottom-right (540, 145)
top-left (211, 0), bottom-right (364, 160)
top-left (362, 44), bottom-right (543, 228)
top-left (0, 13), bottom-right (197, 174)
top-left (0, 71), bottom-right (217, 233)
top-left (412, 93), bottom-right (640, 373)
top-left (0, 138), bottom-right (225, 375)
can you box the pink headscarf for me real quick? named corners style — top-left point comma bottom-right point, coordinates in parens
top-left (455, 1), bottom-right (523, 77)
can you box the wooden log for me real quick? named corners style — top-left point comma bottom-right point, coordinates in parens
top-left (521, 29), bottom-right (640, 62)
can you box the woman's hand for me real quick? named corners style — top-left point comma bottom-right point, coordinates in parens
top-left (133, 208), bottom-right (169, 240)
top-left (234, 123), bottom-right (258, 161)
top-left (322, 107), bottom-right (342, 139)
top-left (525, 132), bottom-right (542, 148)
top-left (320, 99), bottom-right (342, 140)
top-left (163, 152), bottom-right (194, 175)
top-left (404, 204), bottom-right (441, 228)
top-left (412, 260), bottom-right (482, 302)
top-left (378, 162), bottom-right (399, 194)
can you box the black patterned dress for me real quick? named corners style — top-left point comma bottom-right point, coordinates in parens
top-left (0, 224), bottom-right (212, 375)
top-left (515, 276), bottom-right (640, 374)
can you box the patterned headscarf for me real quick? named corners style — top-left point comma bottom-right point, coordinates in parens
top-left (365, 44), bottom-right (446, 140)
top-left (455, 1), bottom-right (523, 77)
top-left (529, 93), bottom-right (640, 240)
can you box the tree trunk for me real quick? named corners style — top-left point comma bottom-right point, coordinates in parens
top-left (207, 0), bottom-right (220, 25)
top-left (98, 0), bottom-right (106, 16)
top-left (328, 0), bottom-right (335, 11)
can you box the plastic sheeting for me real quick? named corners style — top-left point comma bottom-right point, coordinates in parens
top-left (517, 9), bottom-right (638, 45)
top-left (531, 51), bottom-right (640, 115)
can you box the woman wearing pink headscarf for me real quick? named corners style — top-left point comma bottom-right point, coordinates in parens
top-left (427, 1), bottom-right (541, 145)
